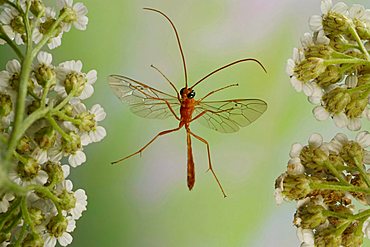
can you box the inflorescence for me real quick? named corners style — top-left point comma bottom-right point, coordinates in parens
top-left (0, 0), bottom-right (106, 246)
top-left (279, 0), bottom-right (370, 246)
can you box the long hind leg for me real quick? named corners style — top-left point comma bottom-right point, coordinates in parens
top-left (189, 130), bottom-right (227, 197)
top-left (111, 125), bottom-right (182, 164)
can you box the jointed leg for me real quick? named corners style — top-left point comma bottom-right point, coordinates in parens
top-left (111, 125), bottom-right (182, 164)
top-left (189, 130), bottom-right (227, 197)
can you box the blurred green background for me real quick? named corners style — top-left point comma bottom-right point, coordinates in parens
top-left (2, 0), bottom-right (370, 246)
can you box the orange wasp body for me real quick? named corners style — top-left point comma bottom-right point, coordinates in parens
top-left (109, 8), bottom-right (267, 197)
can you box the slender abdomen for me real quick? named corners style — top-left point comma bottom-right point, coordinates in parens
top-left (186, 130), bottom-right (195, 190)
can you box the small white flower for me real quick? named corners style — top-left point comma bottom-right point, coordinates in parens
top-left (286, 48), bottom-right (315, 96)
top-left (274, 173), bottom-right (287, 205)
top-left (328, 132), bottom-right (348, 153)
top-left (0, 193), bottom-right (15, 213)
top-left (68, 150), bottom-right (86, 167)
top-left (43, 217), bottom-right (76, 247)
top-left (345, 75), bottom-right (358, 88)
top-left (0, 59), bottom-right (21, 91)
top-left (297, 228), bottom-right (315, 247)
top-left (363, 217), bottom-right (370, 239)
top-left (308, 133), bottom-right (323, 148)
top-left (348, 4), bottom-right (370, 23)
top-left (32, 8), bottom-right (64, 50)
top-left (57, 0), bottom-right (88, 31)
top-left (347, 117), bottom-right (361, 131)
top-left (309, 0), bottom-right (348, 32)
top-left (55, 60), bottom-right (97, 101)
top-left (0, 8), bottom-right (24, 45)
top-left (313, 105), bottom-right (330, 121)
top-left (70, 189), bottom-right (87, 220)
top-left (333, 112), bottom-right (348, 128)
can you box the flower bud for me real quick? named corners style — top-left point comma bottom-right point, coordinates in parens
top-left (27, 100), bottom-right (41, 115)
top-left (63, 72), bottom-right (86, 95)
top-left (340, 141), bottom-right (363, 165)
top-left (10, 15), bottom-right (25, 35)
top-left (323, 12), bottom-right (350, 36)
top-left (282, 174), bottom-right (312, 200)
top-left (295, 58), bottom-right (327, 82)
top-left (78, 112), bottom-right (95, 132)
top-left (17, 158), bottom-right (40, 180)
top-left (305, 44), bottom-right (334, 59)
top-left (322, 88), bottom-right (351, 114)
top-left (354, 19), bottom-right (370, 40)
top-left (44, 162), bottom-right (64, 185)
top-left (329, 34), bottom-right (349, 52)
top-left (0, 93), bottom-right (12, 117)
top-left (30, 0), bottom-right (45, 17)
top-left (345, 93), bottom-right (368, 119)
top-left (46, 216), bottom-right (67, 238)
top-left (60, 7), bottom-right (77, 23)
top-left (58, 189), bottom-right (76, 211)
top-left (62, 132), bottom-right (81, 154)
top-left (34, 64), bottom-right (56, 87)
top-left (16, 136), bottom-right (32, 155)
top-left (22, 233), bottom-right (44, 247)
top-left (316, 65), bottom-right (342, 88)
top-left (295, 203), bottom-right (327, 229)
top-left (299, 146), bottom-right (328, 174)
top-left (315, 228), bottom-right (342, 247)
top-left (29, 207), bottom-right (44, 225)
top-left (34, 126), bottom-right (57, 149)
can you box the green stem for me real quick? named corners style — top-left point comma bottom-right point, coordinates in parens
top-left (324, 58), bottom-right (370, 66)
top-left (323, 160), bottom-right (349, 185)
top-left (347, 83), bottom-right (370, 93)
top-left (54, 111), bottom-right (81, 125)
top-left (26, 184), bottom-right (62, 215)
top-left (20, 196), bottom-right (35, 233)
top-left (52, 87), bottom-right (77, 112)
top-left (354, 157), bottom-right (370, 187)
top-left (46, 114), bottom-right (71, 141)
top-left (310, 181), bottom-right (370, 194)
top-left (13, 151), bottom-right (27, 164)
top-left (14, 222), bottom-right (27, 247)
top-left (0, 197), bottom-right (21, 231)
top-left (348, 24), bottom-right (370, 60)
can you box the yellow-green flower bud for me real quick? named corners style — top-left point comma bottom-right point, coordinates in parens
top-left (282, 174), bottom-right (312, 200)
top-left (0, 93), bottom-right (12, 117)
top-left (340, 141), bottom-right (363, 165)
top-left (295, 58), bottom-right (327, 82)
top-left (78, 112), bottom-right (95, 132)
top-left (45, 162), bottom-right (64, 185)
top-left (341, 222), bottom-right (363, 247)
top-left (10, 15), bottom-right (25, 35)
top-left (22, 233), bottom-right (44, 247)
top-left (64, 72), bottom-right (86, 95)
top-left (315, 228), bottom-right (342, 247)
top-left (354, 19), bottom-right (370, 40)
top-left (34, 64), bottom-right (56, 87)
top-left (316, 65), bottom-right (342, 87)
top-left (34, 126), bottom-right (57, 149)
top-left (62, 132), bottom-right (81, 154)
top-left (295, 204), bottom-right (327, 229)
top-left (305, 44), bottom-right (334, 59)
top-left (46, 216), bottom-right (67, 238)
top-left (322, 88), bottom-right (351, 114)
top-left (17, 158), bottom-right (40, 180)
top-left (60, 7), bottom-right (77, 23)
top-left (30, 0), bottom-right (45, 17)
top-left (323, 12), bottom-right (351, 36)
top-left (299, 146), bottom-right (328, 174)
top-left (345, 93), bottom-right (368, 119)
top-left (58, 189), bottom-right (76, 211)
top-left (16, 135), bottom-right (32, 155)
top-left (29, 208), bottom-right (44, 225)
top-left (329, 34), bottom-right (349, 52)
top-left (358, 74), bottom-right (370, 86)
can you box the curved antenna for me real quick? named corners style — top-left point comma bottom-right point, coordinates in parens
top-left (150, 64), bottom-right (180, 101)
top-left (190, 58), bottom-right (267, 90)
top-left (144, 7), bottom-right (189, 88)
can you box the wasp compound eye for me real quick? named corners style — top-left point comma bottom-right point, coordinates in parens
top-left (187, 90), bottom-right (195, 99)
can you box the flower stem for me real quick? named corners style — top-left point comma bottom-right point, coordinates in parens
top-left (310, 181), bottom-right (370, 194)
top-left (354, 157), bottom-right (370, 187)
top-left (14, 222), bottom-right (27, 247)
top-left (348, 24), bottom-right (370, 60)
top-left (323, 160), bottom-right (349, 185)
top-left (20, 196), bottom-right (35, 233)
top-left (324, 58), bottom-right (370, 66)
top-left (46, 114), bottom-right (71, 141)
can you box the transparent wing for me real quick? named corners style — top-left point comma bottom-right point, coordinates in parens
top-left (108, 75), bottom-right (180, 119)
top-left (194, 99), bottom-right (267, 133)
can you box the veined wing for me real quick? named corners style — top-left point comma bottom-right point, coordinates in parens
top-left (108, 75), bottom-right (180, 119)
top-left (194, 99), bottom-right (267, 133)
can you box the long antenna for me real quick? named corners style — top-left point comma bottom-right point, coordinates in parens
top-left (144, 8), bottom-right (189, 88)
top-left (190, 58), bottom-right (267, 90)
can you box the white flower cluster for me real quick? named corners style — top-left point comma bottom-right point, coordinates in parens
top-left (287, 0), bottom-right (370, 130)
top-left (276, 132), bottom-right (370, 246)
top-left (0, 0), bottom-right (105, 246)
